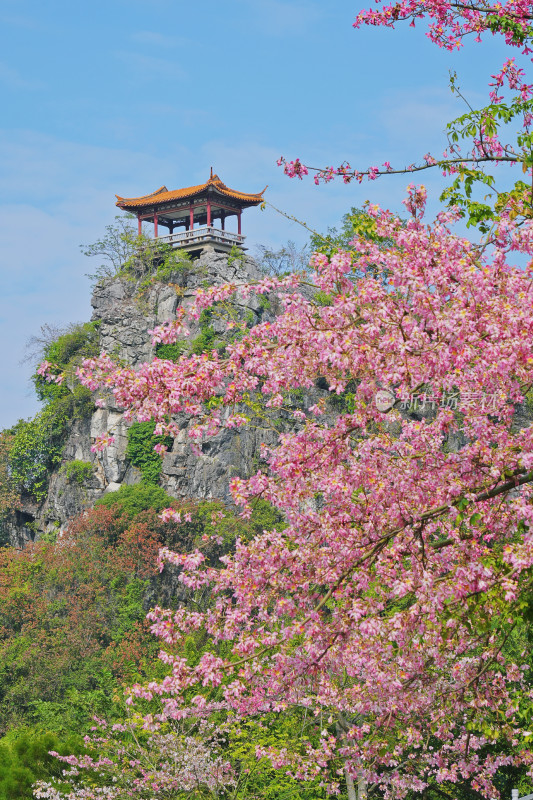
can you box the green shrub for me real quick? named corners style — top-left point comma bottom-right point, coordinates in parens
top-left (5, 321), bottom-right (102, 502)
top-left (83, 218), bottom-right (192, 285)
top-left (7, 394), bottom-right (97, 502)
top-left (95, 483), bottom-right (177, 518)
top-left (155, 305), bottom-right (251, 362)
top-left (155, 305), bottom-right (218, 360)
top-left (155, 342), bottom-right (185, 362)
top-left (148, 246), bottom-right (191, 281)
top-left (32, 321), bottom-right (100, 407)
top-left (155, 326), bottom-right (216, 359)
top-left (258, 293), bottom-right (271, 310)
top-left (8, 406), bottom-right (68, 500)
top-left (120, 234), bottom-right (192, 289)
top-left (0, 729), bottom-right (84, 799)
top-left (60, 460), bottom-right (93, 486)
top-left (189, 325), bottom-right (217, 354)
top-left (125, 421), bottom-right (173, 485)
top-left (203, 497), bottom-right (284, 541)
top-left (227, 243), bottom-right (245, 266)
top-left (95, 487), bottom-right (285, 547)
top-left (314, 290), bottom-right (334, 307)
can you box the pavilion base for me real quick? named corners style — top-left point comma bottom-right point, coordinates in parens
top-left (156, 226), bottom-right (247, 255)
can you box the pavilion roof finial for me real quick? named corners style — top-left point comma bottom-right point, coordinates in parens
top-left (210, 166), bottom-right (213, 179)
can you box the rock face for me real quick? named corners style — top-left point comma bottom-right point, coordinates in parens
top-left (6, 250), bottom-right (278, 546)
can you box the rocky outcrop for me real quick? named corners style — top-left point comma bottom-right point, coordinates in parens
top-left (5, 250), bottom-right (278, 546)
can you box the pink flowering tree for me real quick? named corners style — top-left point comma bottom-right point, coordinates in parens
top-left (278, 0), bottom-right (533, 232)
top-left (65, 184), bottom-right (533, 798)
top-left (33, 717), bottom-right (236, 800)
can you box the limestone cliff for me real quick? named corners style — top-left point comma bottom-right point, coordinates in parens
top-left (6, 250), bottom-right (282, 546)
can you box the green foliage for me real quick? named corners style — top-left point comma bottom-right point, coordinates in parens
top-left (32, 321), bottom-right (100, 406)
top-left (82, 215), bottom-right (139, 282)
top-left (39, 524), bottom-right (60, 545)
top-left (27, 673), bottom-right (120, 735)
top-left (190, 324), bottom-right (217, 354)
top-left (95, 483), bottom-right (177, 518)
top-left (485, 13), bottom-right (531, 44)
top-left (154, 342), bottom-right (185, 362)
top-left (309, 206), bottom-right (389, 257)
top-left (0, 431), bottom-right (21, 525)
top-left (196, 497), bottom-right (285, 546)
top-left (190, 308), bottom-right (219, 353)
top-left (0, 503), bottom-right (168, 734)
top-left (313, 290), bottom-right (334, 307)
top-left (439, 74), bottom-right (533, 230)
top-left (0, 487), bottom-right (285, 737)
top-left (227, 243), bottom-right (246, 266)
top-left (4, 321), bottom-right (102, 502)
top-left (97, 485), bottom-right (284, 546)
top-left (325, 380), bottom-right (358, 414)
top-left (495, 179), bottom-right (533, 220)
top-left (132, 238), bottom-right (192, 292)
top-left (125, 421), bottom-right (173, 485)
top-left (258, 293), bottom-right (271, 310)
top-left (155, 307), bottom-right (222, 360)
top-left (308, 207), bottom-right (394, 285)
top-left (329, 391), bottom-right (357, 414)
top-left (155, 328), bottom-right (217, 361)
top-left (226, 714), bottom-right (329, 800)
top-left (0, 729), bottom-right (84, 800)
top-left (83, 215), bottom-right (192, 286)
top-left (440, 164), bottom-right (497, 232)
top-left (248, 497), bottom-right (286, 535)
top-left (7, 405), bottom-right (68, 500)
top-left (60, 460), bottom-right (93, 486)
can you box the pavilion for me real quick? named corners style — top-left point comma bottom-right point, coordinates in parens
top-left (115, 170), bottom-right (266, 254)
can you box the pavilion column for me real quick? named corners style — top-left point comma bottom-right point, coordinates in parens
top-left (190, 203), bottom-right (194, 230)
top-left (221, 211), bottom-right (225, 230)
top-left (137, 215), bottom-right (142, 237)
top-left (169, 223), bottom-right (174, 235)
top-left (237, 210), bottom-right (242, 236)
top-left (154, 212), bottom-right (159, 238)
top-left (207, 199), bottom-right (211, 227)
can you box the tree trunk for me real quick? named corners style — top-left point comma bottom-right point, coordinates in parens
top-left (345, 768), bottom-right (357, 800)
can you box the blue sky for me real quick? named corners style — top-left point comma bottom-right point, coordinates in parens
top-left (0, 0), bottom-right (513, 427)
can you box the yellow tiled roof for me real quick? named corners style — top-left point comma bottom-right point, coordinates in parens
top-left (116, 173), bottom-right (266, 210)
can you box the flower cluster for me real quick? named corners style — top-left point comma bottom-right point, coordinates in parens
top-left (277, 0), bottom-right (533, 192)
top-left (33, 718), bottom-right (235, 800)
top-left (77, 191), bottom-right (533, 796)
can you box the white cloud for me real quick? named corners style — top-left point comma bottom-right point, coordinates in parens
top-left (131, 30), bottom-right (185, 48)
top-left (236, 0), bottom-right (324, 36)
top-left (139, 103), bottom-right (213, 127)
top-left (114, 51), bottom-right (187, 81)
top-left (0, 10), bottom-right (45, 31)
top-left (0, 60), bottom-right (44, 91)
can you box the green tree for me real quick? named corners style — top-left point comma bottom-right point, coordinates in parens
top-left (82, 214), bottom-right (191, 285)
top-left (309, 206), bottom-right (395, 263)
top-left (0, 730), bottom-right (84, 800)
